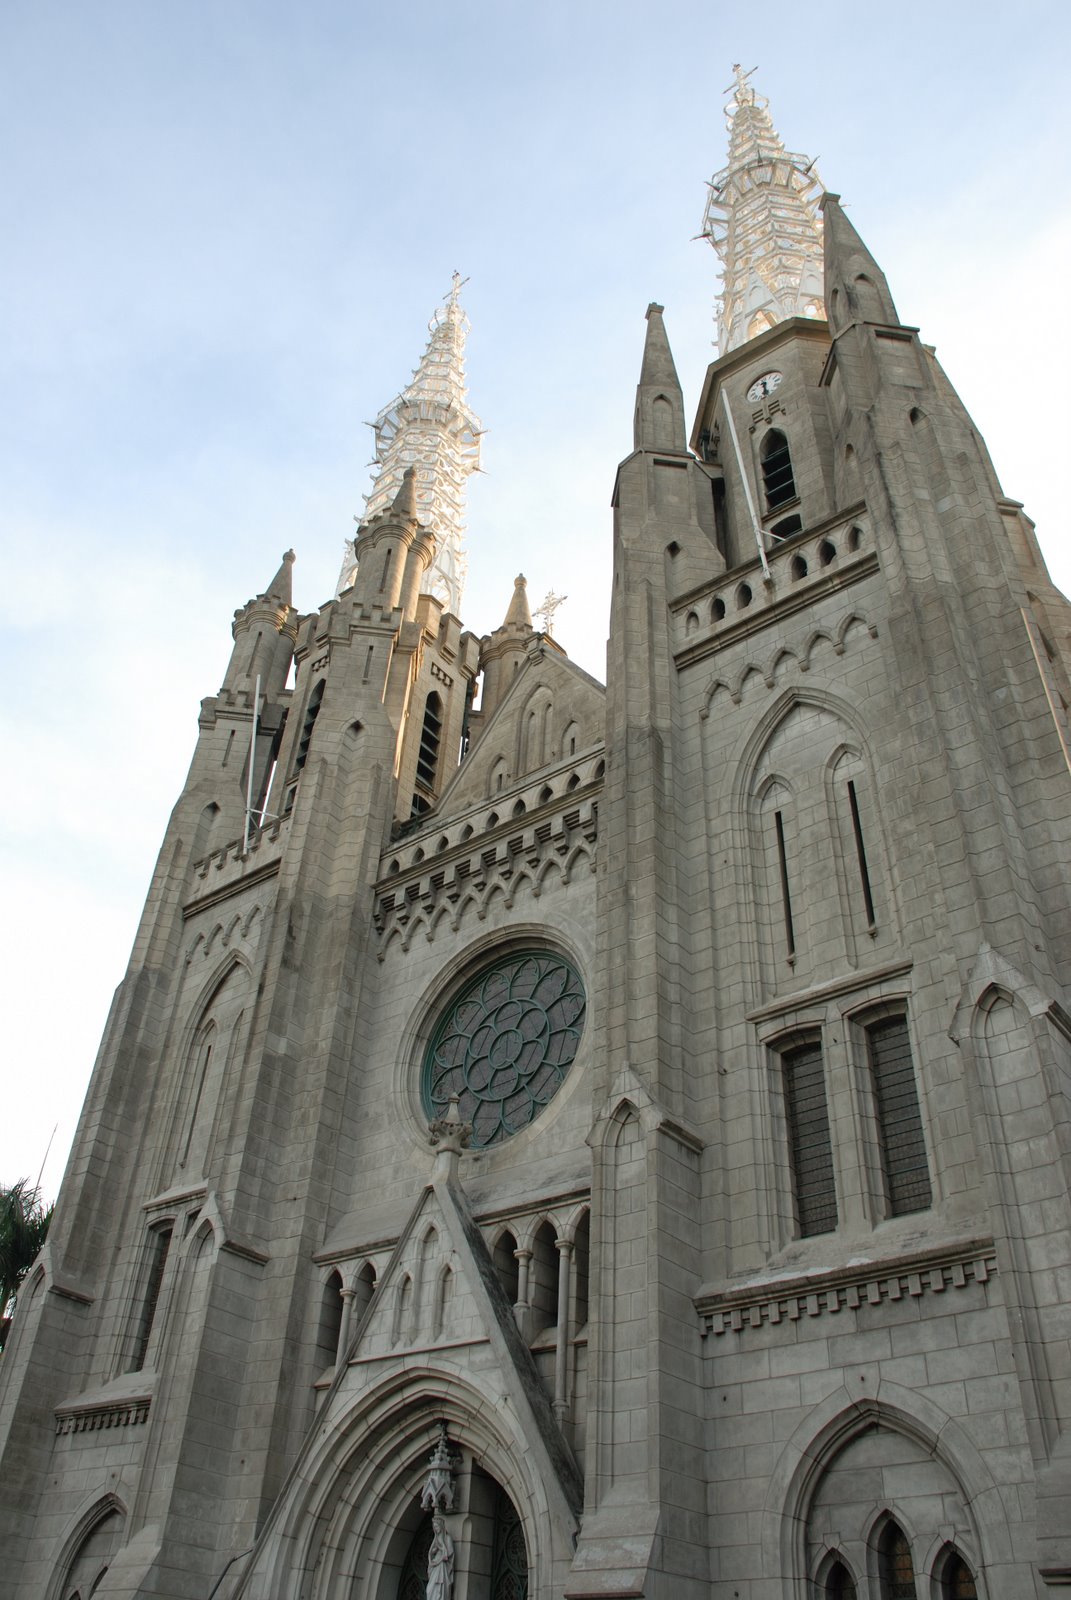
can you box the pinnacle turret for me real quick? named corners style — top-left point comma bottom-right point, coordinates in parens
top-left (502, 572), bottom-right (533, 632)
top-left (700, 65), bottom-right (825, 353)
top-left (634, 303), bottom-right (687, 452)
top-left (336, 274), bottom-right (483, 616)
top-left (820, 191), bottom-right (900, 331)
top-left (264, 549), bottom-right (295, 607)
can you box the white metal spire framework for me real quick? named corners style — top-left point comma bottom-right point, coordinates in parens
top-left (337, 273), bottom-right (482, 615)
top-left (700, 65), bottom-right (825, 354)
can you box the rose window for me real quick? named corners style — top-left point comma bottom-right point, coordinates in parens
top-left (421, 951), bottom-right (586, 1148)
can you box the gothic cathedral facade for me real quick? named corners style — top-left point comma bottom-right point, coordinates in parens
top-left (4, 75), bottom-right (1071, 1600)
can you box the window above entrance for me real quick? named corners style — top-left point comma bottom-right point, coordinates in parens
top-left (421, 950), bottom-right (586, 1148)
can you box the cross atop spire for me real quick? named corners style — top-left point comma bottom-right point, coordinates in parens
top-left (336, 277), bottom-right (483, 616)
top-left (700, 68), bottom-right (825, 354)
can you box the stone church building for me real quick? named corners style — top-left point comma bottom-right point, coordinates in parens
top-left (4, 71), bottom-right (1071, 1600)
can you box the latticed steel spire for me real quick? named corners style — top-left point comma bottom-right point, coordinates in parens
top-left (700, 65), bottom-right (825, 354)
top-left (337, 273), bottom-right (482, 615)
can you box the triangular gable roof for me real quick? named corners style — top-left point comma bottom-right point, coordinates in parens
top-left (439, 643), bottom-right (605, 815)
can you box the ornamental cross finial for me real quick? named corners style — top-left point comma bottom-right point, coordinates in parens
top-left (726, 62), bottom-right (757, 97)
top-left (534, 590), bottom-right (567, 636)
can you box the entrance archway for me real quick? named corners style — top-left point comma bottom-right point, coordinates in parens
top-left (386, 1461), bottom-right (528, 1600)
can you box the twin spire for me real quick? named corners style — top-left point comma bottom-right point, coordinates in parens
top-left (336, 272), bottom-right (482, 616)
top-left (700, 64), bottom-right (825, 354)
top-left (337, 73), bottom-right (827, 616)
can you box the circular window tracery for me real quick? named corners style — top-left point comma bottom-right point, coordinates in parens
top-left (421, 950), bottom-right (586, 1148)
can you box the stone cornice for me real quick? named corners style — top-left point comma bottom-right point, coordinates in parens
top-left (698, 1238), bottom-right (997, 1338)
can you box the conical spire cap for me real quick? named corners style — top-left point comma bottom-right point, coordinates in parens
top-left (502, 572), bottom-right (533, 631)
top-left (634, 303), bottom-right (687, 452)
top-left (264, 549), bottom-right (295, 607)
top-left (390, 466), bottom-right (420, 524)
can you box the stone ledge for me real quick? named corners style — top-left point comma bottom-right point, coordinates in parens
top-left (697, 1237), bottom-right (996, 1338)
top-left (55, 1383), bottom-right (152, 1436)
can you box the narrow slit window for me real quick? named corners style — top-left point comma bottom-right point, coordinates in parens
top-left (866, 1016), bottom-right (932, 1216)
top-left (782, 1042), bottom-right (837, 1236)
top-left (846, 779), bottom-right (877, 927)
top-left (774, 809), bottom-right (796, 961)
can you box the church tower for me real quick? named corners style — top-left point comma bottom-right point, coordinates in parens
top-left (4, 72), bottom-right (1071, 1600)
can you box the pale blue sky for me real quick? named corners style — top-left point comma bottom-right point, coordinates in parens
top-left (3, 1), bottom-right (1070, 1197)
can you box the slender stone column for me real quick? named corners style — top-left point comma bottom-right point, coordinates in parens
top-left (553, 1239), bottom-right (573, 1419)
top-left (513, 1248), bottom-right (532, 1331)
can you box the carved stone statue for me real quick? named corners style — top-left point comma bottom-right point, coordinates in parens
top-left (426, 1512), bottom-right (454, 1600)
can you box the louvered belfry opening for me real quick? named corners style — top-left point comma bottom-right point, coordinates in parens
top-left (866, 1016), bottom-right (932, 1216)
top-left (781, 1041), bottom-right (837, 1236)
top-left (760, 429), bottom-right (796, 508)
top-left (295, 679), bottom-right (325, 772)
top-left (415, 692), bottom-right (443, 793)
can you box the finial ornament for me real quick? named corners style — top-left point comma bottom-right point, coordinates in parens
top-left (429, 1095), bottom-right (472, 1154)
top-left (534, 590), bottom-right (567, 636)
top-left (335, 277), bottom-right (482, 613)
top-left (420, 1423), bottom-right (460, 1513)
top-left (700, 67), bottom-right (825, 353)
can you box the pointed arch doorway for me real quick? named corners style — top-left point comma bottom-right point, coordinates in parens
top-left (392, 1464), bottom-right (528, 1600)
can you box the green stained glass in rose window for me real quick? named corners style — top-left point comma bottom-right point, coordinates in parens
top-left (422, 951), bottom-right (586, 1148)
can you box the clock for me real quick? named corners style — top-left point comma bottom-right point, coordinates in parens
top-left (746, 370), bottom-right (784, 403)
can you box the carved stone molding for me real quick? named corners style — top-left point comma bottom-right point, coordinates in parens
top-left (375, 795), bottom-right (598, 953)
top-left (698, 1239), bottom-right (997, 1338)
top-left (55, 1396), bottom-right (151, 1436)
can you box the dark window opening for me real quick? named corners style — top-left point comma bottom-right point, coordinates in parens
top-left (943, 1553), bottom-right (977, 1600)
top-left (826, 1560), bottom-right (857, 1600)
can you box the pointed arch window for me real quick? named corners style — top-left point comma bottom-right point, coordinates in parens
top-left (825, 1559), bottom-right (857, 1599)
top-left (941, 1552), bottom-right (977, 1599)
top-left (760, 428), bottom-right (796, 508)
top-left (877, 1522), bottom-right (918, 1600)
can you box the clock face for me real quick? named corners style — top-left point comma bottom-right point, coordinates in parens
top-left (746, 370), bottom-right (784, 403)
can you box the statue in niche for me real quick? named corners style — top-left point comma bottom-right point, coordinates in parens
top-left (425, 1512), bottom-right (455, 1600)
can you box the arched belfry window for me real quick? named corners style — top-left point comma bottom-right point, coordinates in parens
top-left (760, 428), bottom-right (796, 509)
